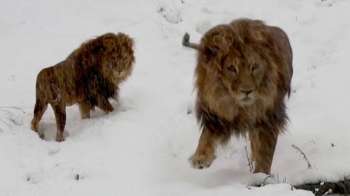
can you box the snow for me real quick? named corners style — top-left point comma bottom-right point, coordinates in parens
top-left (0, 0), bottom-right (349, 195)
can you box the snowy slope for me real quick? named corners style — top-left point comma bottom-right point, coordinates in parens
top-left (1, 0), bottom-right (350, 195)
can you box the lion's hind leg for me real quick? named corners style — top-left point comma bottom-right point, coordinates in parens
top-left (51, 102), bottom-right (66, 142)
top-left (31, 97), bottom-right (48, 138)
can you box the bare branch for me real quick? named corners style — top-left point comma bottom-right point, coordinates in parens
top-left (261, 175), bottom-right (273, 187)
top-left (0, 106), bottom-right (26, 113)
top-left (152, 20), bottom-right (165, 31)
top-left (292, 144), bottom-right (312, 169)
top-left (0, 118), bottom-right (12, 129)
top-left (0, 106), bottom-right (26, 129)
top-left (171, 0), bottom-right (182, 22)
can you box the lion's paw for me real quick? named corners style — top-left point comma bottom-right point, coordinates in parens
top-left (55, 134), bottom-right (64, 142)
top-left (189, 154), bottom-right (215, 169)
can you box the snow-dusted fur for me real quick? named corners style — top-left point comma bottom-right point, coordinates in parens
top-left (184, 18), bottom-right (293, 175)
top-left (31, 32), bottom-right (135, 142)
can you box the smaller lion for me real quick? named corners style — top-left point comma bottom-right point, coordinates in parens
top-left (182, 18), bottom-right (293, 175)
top-left (31, 32), bottom-right (135, 142)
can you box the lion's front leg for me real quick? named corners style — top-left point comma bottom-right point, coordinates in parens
top-left (96, 96), bottom-right (114, 114)
top-left (249, 131), bottom-right (260, 166)
top-left (252, 130), bottom-right (278, 175)
top-left (189, 126), bottom-right (224, 169)
top-left (51, 102), bottom-right (66, 142)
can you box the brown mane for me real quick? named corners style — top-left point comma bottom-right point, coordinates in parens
top-left (68, 32), bottom-right (135, 111)
top-left (31, 32), bottom-right (135, 142)
top-left (183, 18), bottom-right (293, 175)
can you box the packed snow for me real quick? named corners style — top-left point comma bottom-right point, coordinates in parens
top-left (1, 0), bottom-right (350, 195)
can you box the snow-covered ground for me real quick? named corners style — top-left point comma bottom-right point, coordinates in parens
top-left (1, 0), bottom-right (350, 195)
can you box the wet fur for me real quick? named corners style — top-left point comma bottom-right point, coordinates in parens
top-left (31, 32), bottom-right (135, 142)
top-left (182, 18), bottom-right (293, 175)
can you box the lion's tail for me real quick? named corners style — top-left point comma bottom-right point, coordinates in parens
top-left (51, 83), bottom-right (61, 104)
top-left (182, 32), bottom-right (200, 50)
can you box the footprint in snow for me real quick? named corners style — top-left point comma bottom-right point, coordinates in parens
top-left (38, 122), bottom-right (69, 142)
top-left (48, 145), bottom-right (60, 155)
top-left (196, 20), bottom-right (212, 35)
top-left (314, 0), bottom-right (334, 7)
top-left (201, 7), bottom-right (214, 14)
top-left (307, 45), bottom-right (337, 72)
top-left (25, 172), bottom-right (43, 184)
top-left (178, 100), bottom-right (194, 115)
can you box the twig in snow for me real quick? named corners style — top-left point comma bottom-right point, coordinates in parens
top-left (152, 20), bottom-right (165, 31)
top-left (322, 189), bottom-right (332, 195)
top-left (261, 175), bottom-right (273, 187)
top-left (0, 118), bottom-right (11, 129)
top-left (290, 184), bottom-right (294, 191)
top-left (276, 173), bottom-right (288, 184)
top-left (0, 106), bottom-right (26, 113)
top-left (0, 106), bottom-right (26, 130)
top-left (292, 144), bottom-right (312, 169)
top-left (171, 0), bottom-right (182, 22)
top-left (154, 0), bottom-right (172, 13)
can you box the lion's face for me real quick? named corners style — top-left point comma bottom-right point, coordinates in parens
top-left (100, 34), bottom-right (135, 83)
top-left (196, 24), bottom-right (277, 108)
top-left (108, 52), bottom-right (134, 79)
top-left (218, 49), bottom-right (268, 106)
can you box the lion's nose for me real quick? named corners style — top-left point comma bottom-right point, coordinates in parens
top-left (239, 89), bottom-right (253, 96)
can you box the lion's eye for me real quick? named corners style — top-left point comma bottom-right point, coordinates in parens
top-left (251, 65), bottom-right (258, 73)
top-left (228, 66), bottom-right (237, 73)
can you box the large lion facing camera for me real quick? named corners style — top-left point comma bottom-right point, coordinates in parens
top-left (31, 32), bottom-right (135, 142)
top-left (182, 18), bottom-right (293, 175)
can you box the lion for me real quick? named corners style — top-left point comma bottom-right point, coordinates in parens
top-left (182, 18), bottom-right (293, 175)
top-left (31, 32), bottom-right (135, 142)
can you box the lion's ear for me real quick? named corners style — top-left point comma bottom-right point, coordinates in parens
top-left (203, 46), bottom-right (218, 58)
top-left (125, 38), bottom-right (134, 49)
top-left (213, 34), bottom-right (231, 54)
top-left (249, 23), bottom-right (272, 46)
top-left (202, 34), bottom-right (231, 59)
